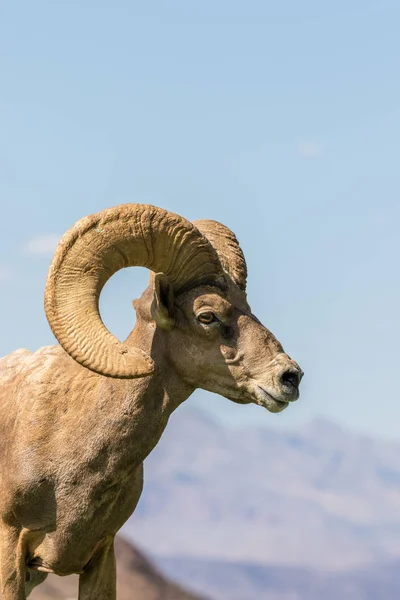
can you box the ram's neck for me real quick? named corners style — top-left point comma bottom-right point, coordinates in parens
top-left (124, 317), bottom-right (195, 418)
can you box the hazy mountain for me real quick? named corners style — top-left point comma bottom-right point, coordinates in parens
top-left (28, 536), bottom-right (206, 600)
top-left (124, 406), bottom-right (400, 570)
top-left (156, 555), bottom-right (400, 600)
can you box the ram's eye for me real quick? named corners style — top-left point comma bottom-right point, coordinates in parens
top-left (198, 312), bottom-right (217, 325)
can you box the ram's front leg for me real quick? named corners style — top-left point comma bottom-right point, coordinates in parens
top-left (78, 536), bottom-right (116, 600)
top-left (0, 525), bottom-right (27, 600)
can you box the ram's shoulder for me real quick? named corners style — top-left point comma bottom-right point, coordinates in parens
top-left (0, 345), bottom-right (77, 384)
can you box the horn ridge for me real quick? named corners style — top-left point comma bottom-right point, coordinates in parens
top-left (193, 219), bottom-right (247, 291)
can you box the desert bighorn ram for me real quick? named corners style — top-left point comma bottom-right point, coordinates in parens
top-left (0, 204), bottom-right (303, 599)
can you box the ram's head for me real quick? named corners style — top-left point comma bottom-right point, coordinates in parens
top-left (45, 204), bottom-right (302, 413)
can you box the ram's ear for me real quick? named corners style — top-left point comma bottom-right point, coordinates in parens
top-left (151, 273), bottom-right (175, 330)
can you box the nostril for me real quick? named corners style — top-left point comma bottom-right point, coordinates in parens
top-left (280, 370), bottom-right (300, 389)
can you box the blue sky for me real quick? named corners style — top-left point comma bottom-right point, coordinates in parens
top-left (1, 1), bottom-right (399, 437)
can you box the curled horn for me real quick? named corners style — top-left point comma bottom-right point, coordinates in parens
top-left (193, 219), bottom-right (247, 291)
top-left (45, 204), bottom-right (224, 378)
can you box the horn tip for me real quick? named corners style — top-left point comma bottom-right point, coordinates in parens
top-left (118, 346), bottom-right (155, 379)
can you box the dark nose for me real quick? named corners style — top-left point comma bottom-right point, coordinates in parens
top-left (280, 369), bottom-right (302, 390)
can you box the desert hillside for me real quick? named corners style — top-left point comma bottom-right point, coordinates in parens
top-left (26, 536), bottom-right (206, 600)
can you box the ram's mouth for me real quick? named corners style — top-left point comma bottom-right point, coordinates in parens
top-left (222, 385), bottom-right (292, 412)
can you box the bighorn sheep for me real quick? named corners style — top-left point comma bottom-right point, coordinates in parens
top-left (0, 204), bottom-right (303, 599)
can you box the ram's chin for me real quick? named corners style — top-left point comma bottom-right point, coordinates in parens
top-left (253, 386), bottom-right (289, 413)
top-left (263, 398), bottom-right (289, 413)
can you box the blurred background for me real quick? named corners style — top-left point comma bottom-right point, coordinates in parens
top-left (1, 1), bottom-right (400, 598)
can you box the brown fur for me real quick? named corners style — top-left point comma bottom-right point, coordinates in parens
top-left (0, 238), bottom-right (302, 600)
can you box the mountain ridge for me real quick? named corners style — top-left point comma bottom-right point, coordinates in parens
top-left (155, 553), bottom-right (400, 600)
